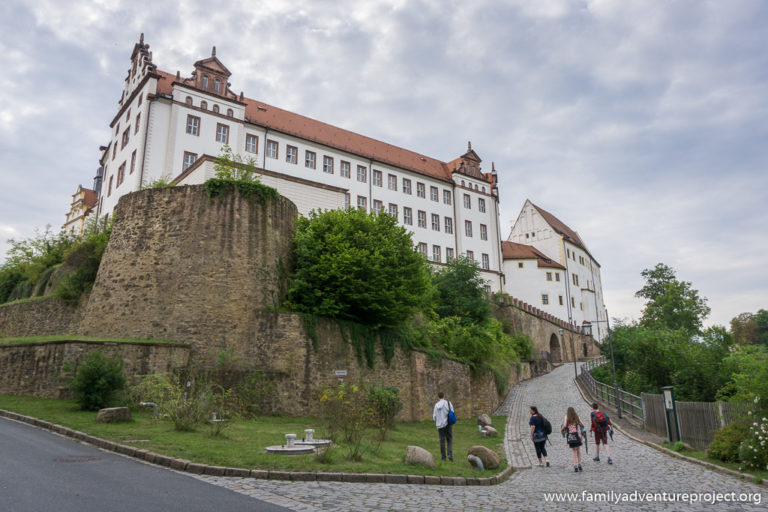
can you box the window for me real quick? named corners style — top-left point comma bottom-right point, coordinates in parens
top-left (444, 217), bottom-right (453, 234)
top-left (266, 140), bottom-right (278, 159)
top-left (542, 294), bottom-right (549, 305)
top-left (443, 190), bottom-right (451, 204)
top-left (130, 150), bottom-right (136, 174)
top-left (112, 144), bottom-right (116, 160)
top-left (108, 176), bottom-right (113, 196)
top-left (572, 274), bottom-right (579, 286)
top-left (227, 109), bottom-right (233, 118)
top-left (478, 198), bottom-right (486, 213)
top-left (183, 151), bottom-right (197, 170)
top-left (344, 193), bottom-right (350, 208)
top-left (480, 224), bottom-right (487, 240)
top-left (212, 105), bottom-right (219, 114)
top-left (126, 109), bottom-right (130, 123)
top-left (388, 174), bottom-right (397, 191)
top-left (373, 170), bottom-right (382, 187)
top-left (417, 210), bottom-right (426, 228)
top-left (216, 124), bottom-right (229, 144)
top-left (340, 161), bottom-right (350, 178)
top-left (555, 273), bottom-right (561, 282)
top-left (357, 165), bottom-right (367, 182)
top-left (200, 101), bottom-right (207, 110)
top-left (403, 179), bottom-right (412, 195)
top-left (430, 186), bottom-right (438, 201)
top-left (464, 220), bottom-right (473, 237)
top-left (373, 200), bottom-right (383, 214)
top-left (463, 194), bottom-right (471, 209)
top-left (466, 250), bottom-right (474, 263)
top-left (323, 156), bottom-right (334, 174)
top-left (431, 214), bottom-right (440, 231)
top-left (214, 79), bottom-right (220, 93)
top-left (416, 182), bottom-right (425, 198)
top-left (185, 96), bottom-right (192, 105)
top-left (403, 207), bottom-right (413, 225)
top-left (546, 272), bottom-right (552, 281)
top-left (186, 115), bottom-right (200, 135)
top-left (246, 134), bottom-right (259, 153)
top-left (567, 249), bottom-right (571, 259)
top-left (559, 295), bottom-right (564, 306)
top-left (417, 243), bottom-right (427, 257)
top-left (285, 145), bottom-right (297, 163)
top-left (121, 128), bottom-right (130, 149)
top-left (134, 114), bottom-right (140, 134)
top-left (432, 245), bottom-right (441, 263)
top-left (388, 203), bottom-right (398, 218)
top-left (357, 196), bottom-right (367, 210)
top-left (138, 94), bottom-right (143, 107)
top-left (202, 76), bottom-right (209, 89)
top-left (115, 122), bottom-right (120, 136)
top-left (117, 162), bottom-right (126, 186)
top-left (580, 302), bottom-right (584, 311)
top-left (481, 253), bottom-right (489, 270)
top-left (518, 262), bottom-right (524, 268)
top-left (305, 150), bottom-right (316, 168)
top-left (446, 248), bottom-right (454, 262)
top-left (572, 297), bottom-right (576, 308)
top-left (484, 285), bottom-right (492, 295)
top-left (579, 256), bottom-right (585, 265)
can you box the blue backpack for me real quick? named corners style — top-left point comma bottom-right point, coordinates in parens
top-left (447, 402), bottom-right (457, 425)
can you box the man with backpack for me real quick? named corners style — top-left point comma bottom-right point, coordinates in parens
top-left (433, 392), bottom-right (454, 461)
top-left (590, 403), bottom-right (613, 464)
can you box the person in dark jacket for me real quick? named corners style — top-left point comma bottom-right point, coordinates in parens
top-left (529, 406), bottom-right (550, 467)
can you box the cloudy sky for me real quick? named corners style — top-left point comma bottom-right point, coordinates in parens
top-left (1, 0), bottom-right (766, 327)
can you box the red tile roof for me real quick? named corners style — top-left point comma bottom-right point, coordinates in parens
top-left (530, 202), bottom-right (586, 250)
top-left (501, 241), bottom-right (565, 269)
top-left (154, 70), bottom-right (491, 184)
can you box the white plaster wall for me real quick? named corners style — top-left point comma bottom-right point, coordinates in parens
top-left (503, 259), bottom-right (569, 320)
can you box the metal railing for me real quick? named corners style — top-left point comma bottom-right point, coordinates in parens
top-left (577, 358), bottom-right (644, 422)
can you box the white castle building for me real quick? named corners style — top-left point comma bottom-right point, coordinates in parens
top-left (506, 200), bottom-right (609, 340)
top-left (94, 35), bottom-right (504, 290)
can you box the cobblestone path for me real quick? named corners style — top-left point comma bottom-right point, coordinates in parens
top-left (196, 365), bottom-right (766, 511)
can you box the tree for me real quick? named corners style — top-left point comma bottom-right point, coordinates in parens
top-left (635, 263), bottom-right (710, 334)
top-left (754, 309), bottom-right (768, 347)
top-left (287, 208), bottom-right (431, 330)
top-left (730, 312), bottom-right (759, 345)
top-left (431, 256), bottom-right (491, 325)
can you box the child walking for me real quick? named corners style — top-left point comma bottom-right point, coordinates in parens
top-left (561, 406), bottom-right (586, 472)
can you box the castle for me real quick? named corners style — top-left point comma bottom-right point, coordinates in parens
top-left (69, 35), bottom-right (608, 339)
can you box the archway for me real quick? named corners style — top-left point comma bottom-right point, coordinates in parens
top-left (549, 333), bottom-right (562, 363)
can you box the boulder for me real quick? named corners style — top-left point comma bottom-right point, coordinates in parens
top-left (96, 407), bottom-right (131, 423)
top-left (484, 426), bottom-right (498, 437)
top-left (477, 414), bottom-right (492, 427)
top-left (467, 445), bottom-right (500, 470)
top-left (405, 445), bottom-right (436, 469)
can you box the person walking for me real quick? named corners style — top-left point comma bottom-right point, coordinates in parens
top-left (590, 403), bottom-right (613, 464)
top-left (529, 406), bottom-right (550, 467)
top-left (561, 406), bottom-right (586, 472)
top-left (432, 392), bottom-right (453, 461)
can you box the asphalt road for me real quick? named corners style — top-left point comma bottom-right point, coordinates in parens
top-left (0, 416), bottom-right (290, 512)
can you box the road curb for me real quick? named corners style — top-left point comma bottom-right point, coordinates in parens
top-left (0, 407), bottom-right (513, 486)
top-left (573, 378), bottom-right (767, 488)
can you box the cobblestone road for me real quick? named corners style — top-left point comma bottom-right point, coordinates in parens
top-left (195, 365), bottom-right (766, 511)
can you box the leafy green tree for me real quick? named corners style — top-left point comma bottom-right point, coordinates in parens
top-left (287, 208), bottom-right (431, 330)
top-left (432, 256), bottom-right (491, 325)
top-left (754, 309), bottom-right (768, 347)
top-left (70, 351), bottom-right (126, 411)
top-left (717, 345), bottom-right (768, 414)
top-left (635, 263), bottom-right (710, 334)
top-left (730, 312), bottom-right (759, 345)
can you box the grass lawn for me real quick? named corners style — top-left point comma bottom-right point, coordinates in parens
top-left (0, 395), bottom-right (508, 477)
top-left (660, 442), bottom-right (767, 483)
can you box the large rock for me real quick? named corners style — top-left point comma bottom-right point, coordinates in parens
top-left (96, 407), bottom-right (131, 423)
top-left (477, 414), bottom-right (492, 427)
top-left (405, 445), bottom-right (436, 469)
top-left (467, 445), bottom-right (500, 470)
top-left (484, 426), bottom-right (498, 437)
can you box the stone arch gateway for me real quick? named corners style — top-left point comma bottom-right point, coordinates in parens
top-left (549, 333), bottom-right (562, 363)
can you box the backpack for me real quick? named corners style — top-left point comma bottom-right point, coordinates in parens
top-left (593, 410), bottom-right (609, 431)
top-left (447, 402), bottom-right (457, 426)
top-left (541, 415), bottom-right (552, 436)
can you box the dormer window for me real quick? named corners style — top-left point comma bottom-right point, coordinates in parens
top-left (226, 108), bottom-right (233, 117)
top-left (185, 96), bottom-right (193, 105)
top-left (201, 101), bottom-right (207, 110)
top-left (214, 79), bottom-right (220, 93)
top-left (213, 105), bottom-right (219, 114)
top-left (202, 76), bottom-right (209, 89)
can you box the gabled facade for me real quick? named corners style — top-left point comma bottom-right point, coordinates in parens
top-left (62, 185), bottom-right (97, 236)
top-left (501, 241), bottom-right (568, 320)
top-left (94, 35), bottom-right (504, 290)
top-left (507, 200), bottom-right (608, 340)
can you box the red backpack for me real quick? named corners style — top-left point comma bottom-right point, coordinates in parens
top-left (593, 410), bottom-right (609, 431)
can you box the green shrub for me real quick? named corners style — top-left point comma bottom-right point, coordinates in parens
top-left (129, 372), bottom-right (208, 431)
top-left (367, 385), bottom-right (403, 441)
top-left (70, 351), bottom-right (126, 411)
top-left (672, 441), bottom-right (685, 452)
top-left (739, 416), bottom-right (768, 471)
top-left (318, 381), bottom-right (371, 460)
top-left (708, 422), bottom-right (749, 463)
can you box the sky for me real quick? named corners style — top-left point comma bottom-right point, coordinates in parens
top-left (1, 0), bottom-right (766, 328)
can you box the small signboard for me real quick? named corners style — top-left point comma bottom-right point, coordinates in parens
top-left (334, 370), bottom-right (347, 377)
top-left (663, 389), bottom-right (674, 410)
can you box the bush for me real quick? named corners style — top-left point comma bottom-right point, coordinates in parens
top-left (70, 351), bottom-right (126, 411)
top-left (672, 441), bottom-right (685, 452)
top-left (739, 416), bottom-right (768, 471)
top-left (129, 372), bottom-right (209, 431)
top-left (318, 381), bottom-right (371, 460)
top-left (707, 422), bottom-right (749, 463)
top-left (367, 385), bottom-right (403, 441)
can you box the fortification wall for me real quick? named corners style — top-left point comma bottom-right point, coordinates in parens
top-left (0, 340), bottom-right (189, 398)
top-left (0, 298), bottom-right (81, 338)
